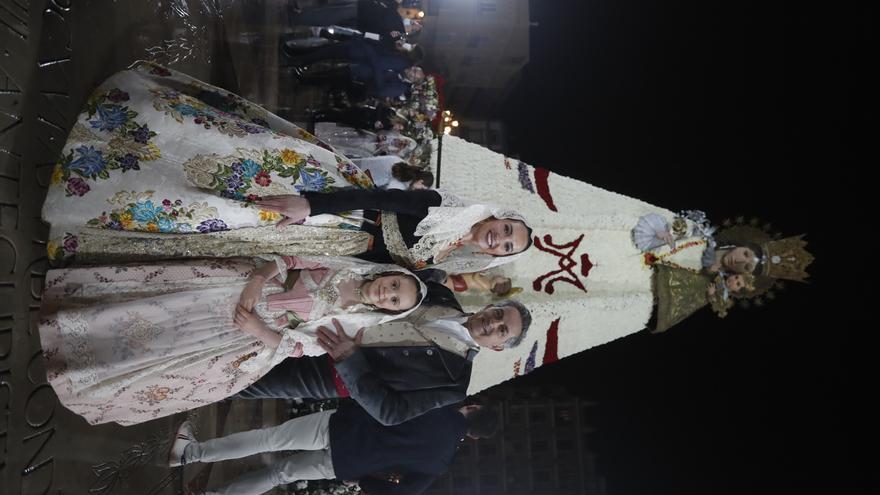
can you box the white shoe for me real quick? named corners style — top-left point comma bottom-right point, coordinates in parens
top-left (168, 421), bottom-right (196, 468)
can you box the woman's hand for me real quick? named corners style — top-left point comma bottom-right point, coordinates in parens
top-left (255, 195), bottom-right (311, 229)
top-left (233, 305), bottom-right (282, 348)
top-left (706, 285), bottom-right (717, 296)
top-left (234, 305), bottom-right (268, 336)
top-left (239, 275), bottom-right (266, 311)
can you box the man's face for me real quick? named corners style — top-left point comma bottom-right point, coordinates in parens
top-left (405, 66), bottom-right (425, 82)
top-left (465, 305), bottom-right (523, 351)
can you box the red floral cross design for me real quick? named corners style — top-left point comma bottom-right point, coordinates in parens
top-left (532, 233), bottom-right (594, 294)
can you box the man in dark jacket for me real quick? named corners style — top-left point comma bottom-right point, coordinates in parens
top-left (168, 401), bottom-right (499, 495)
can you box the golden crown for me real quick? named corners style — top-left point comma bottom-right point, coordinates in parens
top-left (760, 235), bottom-right (814, 282)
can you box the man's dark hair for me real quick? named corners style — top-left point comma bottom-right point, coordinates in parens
top-left (465, 406), bottom-right (500, 439)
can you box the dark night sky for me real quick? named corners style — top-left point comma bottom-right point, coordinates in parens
top-left (497, 1), bottom-right (864, 494)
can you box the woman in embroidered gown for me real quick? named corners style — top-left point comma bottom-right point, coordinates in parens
top-left (43, 61), bottom-right (375, 266)
top-left (41, 62), bottom-right (530, 276)
top-left (38, 256), bottom-right (426, 426)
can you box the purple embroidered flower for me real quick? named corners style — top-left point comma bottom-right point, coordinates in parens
top-left (251, 117), bottom-right (269, 127)
top-left (106, 88), bottom-right (130, 103)
top-left (129, 124), bottom-right (153, 144)
top-left (117, 153), bottom-right (140, 172)
top-left (150, 66), bottom-right (172, 77)
top-left (65, 177), bottom-right (91, 196)
top-left (89, 104), bottom-right (129, 132)
top-left (106, 220), bottom-right (123, 230)
top-left (517, 161), bottom-right (535, 193)
top-left (197, 218), bottom-right (228, 233)
top-left (230, 162), bottom-right (244, 175)
top-left (68, 146), bottom-right (107, 177)
top-left (225, 174), bottom-right (244, 190)
top-left (236, 122), bottom-right (264, 134)
top-left (62, 234), bottom-right (79, 253)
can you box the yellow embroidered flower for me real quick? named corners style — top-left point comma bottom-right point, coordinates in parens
top-left (146, 223), bottom-right (159, 232)
top-left (50, 166), bottom-right (64, 185)
top-left (259, 210), bottom-right (281, 222)
top-left (47, 241), bottom-right (59, 261)
top-left (119, 212), bottom-right (133, 228)
top-left (281, 149), bottom-right (303, 164)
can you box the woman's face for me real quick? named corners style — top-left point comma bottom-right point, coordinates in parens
top-left (471, 218), bottom-right (530, 256)
top-left (364, 275), bottom-right (419, 311)
top-left (722, 247), bottom-right (759, 274)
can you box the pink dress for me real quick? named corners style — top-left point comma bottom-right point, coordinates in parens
top-left (39, 256), bottom-right (350, 426)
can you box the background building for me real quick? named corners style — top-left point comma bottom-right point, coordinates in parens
top-left (420, 0), bottom-right (531, 119)
top-left (424, 384), bottom-right (607, 495)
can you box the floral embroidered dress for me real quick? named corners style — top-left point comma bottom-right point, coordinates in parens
top-left (42, 61), bottom-right (374, 265)
top-left (38, 256), bottom-right (425, 426)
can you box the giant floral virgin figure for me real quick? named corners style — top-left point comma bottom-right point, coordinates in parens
top-left (435, 137), bottom-right (813, 394)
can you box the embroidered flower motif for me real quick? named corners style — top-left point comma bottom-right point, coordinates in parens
top-left (131, 201), bottom-right (163, 222)
top-left (117, 153), bottom-right (140, 172)
top-left (65, 177), bottom-right (91, 197)
top-left (134, 385), bottom-right (174, 406)
top-left (295, 169), bottom-right (328, 193)
top-left (67, 146), bottom-right (107, 177)
top-left (240, 159), bottom-right (261, 179)
top-left (91, 104), bottom-right (132, 132)
top-left (149, 65), bottom-right (172, 77)
top-left (254, 170), bottom-right (272, 187)
top-left (281, 148), bottom-right (303, 165)
top-left (129, 123), bottom-right (154, 144)
top-left (106, 88), bottom-right (130, 103)
top-left (197, 218), bottom-right (229, 233)
top-left (259, 210), bottom-right (281, 222)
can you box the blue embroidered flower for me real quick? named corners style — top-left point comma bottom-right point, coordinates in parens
top-left (197, 218), bottom-right (228, 233)
top-left (117, 153), bottom-right (140, 172)
top-left (240, 159), bottom-right (261, 179)
top-left (90, 104), bottom-right (129, 132)
top-left (131, 201), bottom-right (163, 222)
top-left (295, 169), bottom-right (328, 193)
top-left (157, 217), bottom-right (176, 232)
top-left (174, 104), bottom-right (199, 116)
top-left (176, 223), bottom-right (193, 233)
top-left (68, 146), bottom-right (107, 177)
top-left (129, 124), bottom-right (153, 144)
